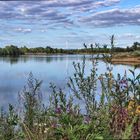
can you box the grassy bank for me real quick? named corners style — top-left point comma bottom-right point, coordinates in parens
top-left (111, 51), bottom-right (140, 66)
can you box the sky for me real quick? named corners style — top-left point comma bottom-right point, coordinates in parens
top-left (0, 0), bottom-right (140, 49)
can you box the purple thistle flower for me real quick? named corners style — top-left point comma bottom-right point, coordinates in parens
top-left (84, 116), bottom-right (91, 124)
top-left (119, 108), bottom-right (128, 117)
top-left (66, 103), bottom-right (73, 114)
top-left (55, 107), bottom-right (62, 114)
top-left (118, 78), bottom-right (128, 91)
top-left (51, 122), bottom-right (57, 128)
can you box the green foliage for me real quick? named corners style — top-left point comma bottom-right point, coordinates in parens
top-left (67, 58), bottom-right (98, 115)
top-left (132, 50), bottom-right (140, 56)
top-left (128, 68), bottom-right (140, 103)
top-left (20, 72), bottom-right (43, 130)
top-left (0, 105), bottom-right (19, 140)
top-left (0, 45), bottom-right (23, 56)
top-left (122, 116), bottom-right (137, 139)
top-left (0, 40), bottom-right (140, 56)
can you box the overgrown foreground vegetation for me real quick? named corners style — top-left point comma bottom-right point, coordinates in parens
top-left (0, 38), bottom-right (140, 140)
top-left (0, 60), bottom-right (140, 140)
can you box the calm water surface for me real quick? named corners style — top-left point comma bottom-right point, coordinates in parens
top-left (0, 55), bottom-right (139, 108)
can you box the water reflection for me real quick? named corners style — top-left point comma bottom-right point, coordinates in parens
top-left (112, 62), bottom-right (140, 68)
top-left (0, 55), bottom-right (139, 109)
top-left (0, 55), bottom-right (100, 65)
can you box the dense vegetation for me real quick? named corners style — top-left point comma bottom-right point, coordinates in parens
top-left (0, 37), bottom-right (140, 139)
top-left (0, 45), bottom-right (23, 56)
top-left (0, 41), bottom-right (140, 56)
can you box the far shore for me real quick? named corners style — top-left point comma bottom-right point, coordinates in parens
top-left (112, 52), bottom-right (140, 66)
top-left (112, 57), bottom-right (140, 66)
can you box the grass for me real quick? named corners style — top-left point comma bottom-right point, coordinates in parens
top-left (110, 51), bottom-right (140, 66)
top-left (113, 51), bottom-right (140, 58)
top-left (132, 50), bottom-right (140, 57)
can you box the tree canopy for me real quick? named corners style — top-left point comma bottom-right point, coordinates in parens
top-left (0, 42), bottom-right (140, 56)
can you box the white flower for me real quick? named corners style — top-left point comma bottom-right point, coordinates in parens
top-left (43, 123), bottom-right (47, 126)
top-left (44, 128), bottom-right (49, 133)
top-left (34, 123), bottom-right (38, 126)
top-left (38, 123), bottom-right (42, 127)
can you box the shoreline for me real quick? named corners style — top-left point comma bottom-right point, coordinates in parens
top-left (112, 53), bottom-right (140, 66)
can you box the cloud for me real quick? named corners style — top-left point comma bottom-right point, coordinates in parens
top-left (79, 6), bottom-right (140, 27)
top-left (14, 28), bottom-right (32, 33)
top-left (0, 0), bottom-right (120, 28)
top-left (117, 33), bottom-right (140, 40)
top-left (0, 0), bottom-right (140, 49)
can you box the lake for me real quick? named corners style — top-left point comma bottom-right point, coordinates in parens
top-left (0, 54), bottom-right (139, 108)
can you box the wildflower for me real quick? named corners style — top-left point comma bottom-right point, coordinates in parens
top-left (43, 123), bottom-right (47, 126)
top-left (128, 100), bottom-right (135, 110)
top-left (38, 123), bottom-right (42, 127)
top-left (66, 103), bottom-right (74, 114)
top-left (119, 79), bottom-right (128, 90)
top-left (44, 130), bottom-right (47, 134)
top-left (84, 115), bottom-right (91, 124)
top-left (44, 128), bottom-right (49, 133)
top-left (34, 123), bottom-right (38, 126)
top-left (109, 72), bottom-right (112, 78)
top-left (117, 71), bottom-right (128, 92)
top-left (130, 112), bottom-right (134, 116)
top-left (127, 105), bottom-right (133, 111)
top-left (127, 100), bottom-right (137, 115)
top-left (120, 108), bottom-right (128, 117)
top-left (128, 100), bottom-right (135, 107)
top-left (51, 122), bottom-right (57, 128)
top-left (55, 107), bottom-right (62, 114)
top-left (135, 106), bottom-right (140, 115)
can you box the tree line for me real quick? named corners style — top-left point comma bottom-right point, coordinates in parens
top-left (0, 42), bottom-right (140, 56)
